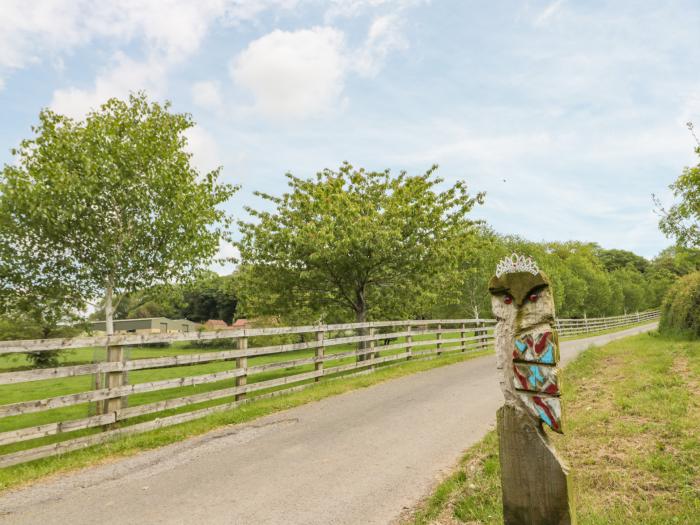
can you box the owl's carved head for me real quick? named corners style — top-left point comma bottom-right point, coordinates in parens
top-left (488, 256), bottom-right (555, 331)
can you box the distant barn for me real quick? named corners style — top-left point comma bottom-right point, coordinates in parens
top-left (204, 319), bottom-right (230, 330)
top-left (90, 317), bottom-right (199, 334)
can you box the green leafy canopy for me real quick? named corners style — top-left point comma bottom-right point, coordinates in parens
top-left (657, 122), bottom-right (700, 247)
top-left (235, 162), bottom-right (485, 323)
top-left (0, 92), bottom-right (238, 327)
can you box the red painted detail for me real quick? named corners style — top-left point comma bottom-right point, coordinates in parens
top-left (534, 332), bottom-right (551, 354)
top-left (528, 293), bottom-right (539, 303)
top-left (504, 295), bottom-right (513, 305)
top-left (545, 383), bottom-right (559, 395)
top-left (523, 334), bottom-right (534, 350)
top-left (513, 365), bottom-right (529, 389)
top-left (513, 350), bottom-right (519, 359)
top-left (533, 396), bottom-right (559, 431)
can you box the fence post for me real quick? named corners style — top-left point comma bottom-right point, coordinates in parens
top-left (406, 325), bottom-right (413, 360)
top-left (93, 370), bottom-right (103, 416)
top-left (368, 326), bottom-right (376, 370)
top-left (472, 315), bottom-right (486, 352)
top-left (436, 323), bottom-right (442, 356)
top-left (315, 329), bottom-right (324, 382)
top-left (460, 322), bottom-right (466, 352)
top-left (103, 344), bottom-right (125, 428)
top-left (583, 312), bottom-right (589, 334)
top-left (235, 335), bottom-right (248, 401)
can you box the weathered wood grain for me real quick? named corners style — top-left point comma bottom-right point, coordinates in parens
top-left (0, 318), bottom-right (495, 355)
top-left (497, 405), bottom-right (575, 525)
top-left (235, 336), bottom-right (248, 402)
top-left (0, 368), bottom-right (247, 417)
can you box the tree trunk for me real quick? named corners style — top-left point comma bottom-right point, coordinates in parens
top-left (104, 281), bottom-right (114, 336)
top-left (355, 297), bottom-right (369, 362)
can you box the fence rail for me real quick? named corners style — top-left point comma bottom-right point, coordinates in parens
top-left (555, 309), bottom-right (659, 337)
top-left (0, 310), bottom-right (658, 467)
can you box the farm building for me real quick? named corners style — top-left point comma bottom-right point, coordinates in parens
top-left (204, 319), bottom-right (230, 330)
top-left (89, 317), bottom-right (199, 334)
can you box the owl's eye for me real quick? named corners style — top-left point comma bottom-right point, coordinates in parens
top-left (528, 293), bottom-right (539, 303)
top-left (503, 295), bottom-right (513, 305)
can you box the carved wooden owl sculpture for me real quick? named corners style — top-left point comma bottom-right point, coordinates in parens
top-left (489, 254), bottom-right (563, 433)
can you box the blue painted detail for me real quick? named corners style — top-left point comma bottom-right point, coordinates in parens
top-left (531, 365), bottom-right (544, 386)
top-left (515, 339), bottom-right (527, 353)
top-left (541, 344), bottom-right (554, 364)
top-left (536, 406), bottom-right (552, 427)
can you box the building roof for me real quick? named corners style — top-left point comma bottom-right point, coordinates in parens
top-left (89, 317), bottom-right (199, 330)
top-left (205, 319), bottom-right (229, 328)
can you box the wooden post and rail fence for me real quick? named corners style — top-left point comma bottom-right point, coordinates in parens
top-left (0, 310), bottom-right (659, 468)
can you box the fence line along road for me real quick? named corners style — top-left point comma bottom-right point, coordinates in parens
top-left (0, 310), bottom-right (659, 468)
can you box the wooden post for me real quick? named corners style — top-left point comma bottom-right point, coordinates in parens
top-left (436, 323), bottom-right (442, 356)
top-left (235, 335), bottom-right (248, 401)
top-left (93, 369), bottom-right (103, 415)
top-left (315, 329), bottom-right (324, 382)
top-left (584, 312), bottom-right (589, 333)
top-left (460, 322), bottom-right (466, 352)
top-left (478, 320), bottom-right (487, 351)
top-left (406, 325), bottom-right (413, 360)
top-left (498, 405), bottom-right (574, 525)
top-left (102, 344), bottom-right (124, 428)
top-left (488, 253), bottom-right (575, 524)
top-left (368, 327), bottom-right (376, 370)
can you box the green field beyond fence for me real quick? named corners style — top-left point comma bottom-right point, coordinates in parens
top-left (0, 310), bottom-right (658, 468)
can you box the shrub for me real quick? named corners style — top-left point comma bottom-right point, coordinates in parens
top-left (659, 271), bottom-right (700, 338)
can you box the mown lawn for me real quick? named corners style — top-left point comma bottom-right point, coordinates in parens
top-left (406, 332), bottom-right (700, 525)
top-left (0, 343), bottom-right (490, 492)
top-left (0, 330), bottom-right (475, 441)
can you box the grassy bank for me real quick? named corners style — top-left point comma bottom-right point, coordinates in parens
top-left (407, 332), bottom-right (700, 525)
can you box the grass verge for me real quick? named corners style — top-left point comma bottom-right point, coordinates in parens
top-left (407, 332), bottom-right (700, 525)
top-left (0, 348), bottom-right (490, 493)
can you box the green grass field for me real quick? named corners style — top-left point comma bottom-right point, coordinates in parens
top-left (0, 342), bottom-right (491, 492)
top-left (0, 321), bottom-right (660, 496)
top-left (0, 330), bottom-right (482, 458)
top-left (407, 332), bottom-right (700, 525)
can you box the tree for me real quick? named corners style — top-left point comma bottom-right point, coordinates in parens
top-left (0, 93), bottom-right (237, 334)
top-left (179, 272), bottom-right (238, 323)
top-left (432, 226), bottom-right (507, 319)
top-left (652, 246), bottom-right (700, 276)
top-left (236, 163), bottom-right (484, 326)
top-left (657, 122), bottom-right (700, 247)
top-left (599, 249), bottom-right (650, 273)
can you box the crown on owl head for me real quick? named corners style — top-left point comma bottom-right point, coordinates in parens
top-left (495, 253), bottom-right (540, 278)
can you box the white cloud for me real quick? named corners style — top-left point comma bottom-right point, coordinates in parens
top-left (353, 14), bottom-right (408, 76)
top-left (184, 126), bottom-right (222, 174)
top-left (221, 0), bottom-right (300, 25)
top-left (533, 0), bottom-right (564, 27)
top-left (51, 53), bottom-right (168, 119)
top-left (192, 80), bottom-right (224, 111)
top-left (324, 0), bottom-right (427, 22)
top-left (231, 27), bottom-right (347, 118)
top-left (3, 0), bottom-right (293, 109)
top-left (0, 1), bottom-right (87, 69)
top-left (0, 0), bottom-right (229, 70)
top-left (4, 0), bottom-right (417, 118)
top-left (229, 15), bottom-right (414, 118)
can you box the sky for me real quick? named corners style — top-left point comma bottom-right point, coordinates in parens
top-left (1, 0), bottom-right (700, 273)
